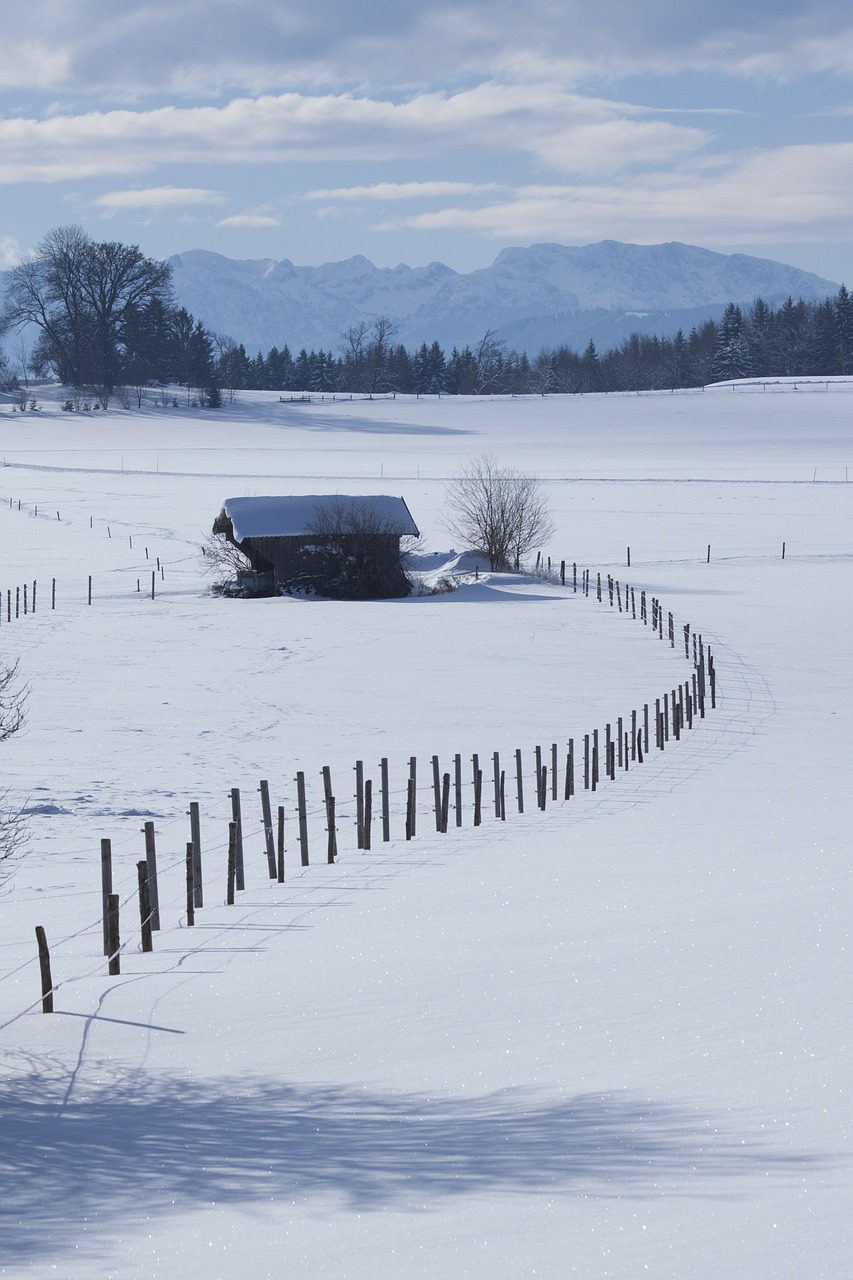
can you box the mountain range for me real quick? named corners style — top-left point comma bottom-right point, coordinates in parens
top-left (167, 240), bottom-right (839, 356)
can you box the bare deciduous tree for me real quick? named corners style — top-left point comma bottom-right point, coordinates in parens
top-left (1, 660), bottom-right (27, 883)
top-left (304, 498), bottom-right (414, 599)
top-left (443, 454), bottom-right (554, 572)
top-left (199, 530), bottom-right (253, 591)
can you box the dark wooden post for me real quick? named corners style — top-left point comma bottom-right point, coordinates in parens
top-left (534, 745), bottom-right (542, 799)
top-left (643, 703), bottom-right (649, 755)
top-left (380, 757), bottom-right (391, 841)
top-left (296, 771), bottom-right (309, 865)
top-left (107, 894), bottom-right (120, 975)
top-left (493, 752), bottom-right (501, 818)
top-left (230, 788), bottom-right (245, 889)
top-left (441, 773), bottom-right (451, 832)
top-left (363, 781), bottom-right (372, 850)
top-left (137, 862), bottom-right (153, 953)
top-left (35, 926), bottom-right (54, 1012)
top-left (565, 739), bottom-right (574, 799)
top-left (551, 743), bottom-right (558, 800)
top-left (142, 820), bottom-right (160, 930)
top-left (327, 797), bottom-right (337, 862)
top-left (227, 822), bottom-right (237, 904)
top-left (515, 748), bottom-right (524, 812)
top-left (560, 559), bottom-right (565, 585)
top-left (101, 838), bottom-right (113, 956)
top-left (259, 780), bottom-right (276, 878)
top-left (405, 776), bottom-right (416, 840)
top-left (277, 805), bottom-right (285, 881)
top-left (592, 729), bottom-right (599, 789)
top-left (408, 756), bottom-right (417, 838)
top-left (454, 753), bottom-right (462, 827)
top-left (52, 578), bottom-right (56, 609)
top-left (185, 843), bottom-right (195, 926)
top-left (617, 718), bottom-right (623, 769)
top-left (432, 755), bottom-right (442, 831)
top-left (584, 734), bottom-right (590, 789)
top-left (473, 768), bottom-right (483, 826)
top-left (499, 770), bottom-right (506, 821)
top-left (355, 759), bottom-right (365, 848)
top-left (189, 801), bottom-right (203, 907)
top-left (631, 710), bottom-right (637, 761)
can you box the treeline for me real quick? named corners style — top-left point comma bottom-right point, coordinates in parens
top-left (2, 226), bottom-right (852, 401)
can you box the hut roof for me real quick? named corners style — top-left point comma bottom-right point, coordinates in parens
top-left (221, 495), bottom-right (419, 541)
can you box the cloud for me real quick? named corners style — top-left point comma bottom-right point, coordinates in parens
top-left (304, 181), bottom-right (503, 201)
top-left (2, 1), bottom-right (853, 99)
top-left (382, 141), bottom-right (853, 245)
top-left (92, 186), bottom-right (226, 212)
top-left (217, 214), bottom-right (281, 227)
top-left (0, 86), bottom-right (709, 185)
top-left (0, 235), bottom-right (21, 268)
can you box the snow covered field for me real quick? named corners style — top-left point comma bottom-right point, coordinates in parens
top-left (0, 383), bottom-right (851, 1279)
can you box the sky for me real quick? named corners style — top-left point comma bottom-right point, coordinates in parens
top-left (2, 1), bottom-right (853, 283)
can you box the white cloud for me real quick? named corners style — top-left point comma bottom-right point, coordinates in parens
top-left (217, 214), bottom-right (281, 227)
top-left (93, 186), bottom-right (226, 211)
top-left (0, 235), bottom-right (21, 268)
top-left (304, 181), bottom-right (502, 201)
top-left (384, 141), bottom-right (853, 245)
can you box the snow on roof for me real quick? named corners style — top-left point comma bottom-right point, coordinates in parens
top-left (222, 494), bottom-right (419, 541)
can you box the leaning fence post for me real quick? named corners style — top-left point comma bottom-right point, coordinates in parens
top-left (259, 780), bottom-right (277, 878)
top-left (441, 773), bottom-right (451, 832)
top-left (35, 926), bottom-right (54, 1013)
top-left (142, 820), bottom-right (160, 930)
top-left (101, 838), bottom-right (113, 956)
top-left (137, 861), bottom-right (153, 953)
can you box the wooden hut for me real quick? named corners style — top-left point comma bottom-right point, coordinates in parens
top-left (213, 494), bottom-right (419, 598)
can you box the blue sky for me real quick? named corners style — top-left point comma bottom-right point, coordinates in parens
top-left (3, 0), bottom-right (853, 283)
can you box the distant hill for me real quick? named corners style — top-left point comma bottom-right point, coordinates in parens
top-left (167, 241), bottom-right (840, 356)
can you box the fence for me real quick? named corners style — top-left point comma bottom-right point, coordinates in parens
top-left (5, 556), bottom-right (719, 1023)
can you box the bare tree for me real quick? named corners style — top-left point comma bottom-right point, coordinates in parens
top-left (1, 660), bottom-right (27, 883)
top-left (443, 454), bottom-right (554, 571)
top-left (199, 530), bottom-right (253, 592)
top-left (304, 498), bottom-right (414, 599)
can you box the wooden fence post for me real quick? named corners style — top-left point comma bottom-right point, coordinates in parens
top-left (101, 838), bottom-right (113, 956)
top-left (107, 894), bottom-right (120, 975)
top-left (327, 796), bottom-right (337, 863)
top-left (405, 777), bottom-right (415, 840)
top-left (409, 757), bottom-right (417, 838)
top-left (363, 780), bottom-right (372, 850)
top-left (454, 753), bottom-right (462, 827)
top-left (515, 748), bottom-right (524, 812)
top-left (35, 926), bottom-right (54, 1012)
top-left (231, 788), bottom-right (245, 889)
top-left (142, 820), bottom-right (160, 930)
top-left (189, 801), bottom-right (203, 908)
top-left (137, 861), bottom-right (153, 953)
top-left (432, 755), bottom-right (442, 831)
top-left (277, 805), bottom-right (286, 881)
top-left (185, 843), bottom-right (195, 926)
top-left (259, 780), bottom-right (277, 878)
top-left (296, 771), bottom-right (309, 865)
top-left (441, 773), bottom-right (451, 832)
top-left (473, 768), bottom-right (483, 826)
top-left (551, 743), bottom-right (558, 800)
top-left (227, 822), bottom-right (237, 904)
top-left (493, 752), bottom-right (501, 818)
top-left (565, 739), bottom-right (574, 799)
top-left (355, 760), bottom-right (365, 848)
top-left (381, 757), bottom-right (391, 841)
top-left (584, 734), bottom-right (590, 790)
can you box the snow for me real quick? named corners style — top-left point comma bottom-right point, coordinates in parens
top-left (222, 493), bottom-right (420, 539)
top-left (0, 382), bottom-right (851, 1279)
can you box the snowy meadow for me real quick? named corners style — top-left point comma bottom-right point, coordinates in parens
top-left (0, 382), bottom-right (851, 1279)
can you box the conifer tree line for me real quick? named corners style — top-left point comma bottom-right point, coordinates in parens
top-left (2, 227), bottom-right (852, 400)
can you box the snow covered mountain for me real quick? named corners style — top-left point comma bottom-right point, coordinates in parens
top-left (168, 241), bottom-right (839, 355)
